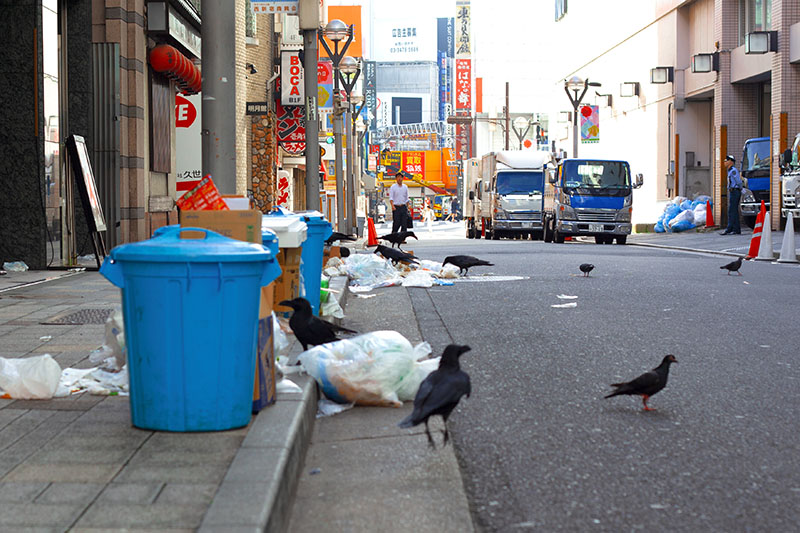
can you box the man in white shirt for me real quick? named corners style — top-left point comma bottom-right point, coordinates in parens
top-left (389, 172), bottom-right (411, 233)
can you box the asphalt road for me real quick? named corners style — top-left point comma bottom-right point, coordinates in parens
top-left (407, 236), bottom-right (800, 532)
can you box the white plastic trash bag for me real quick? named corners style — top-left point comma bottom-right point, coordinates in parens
top-left (342, 254), bottom-right (402, 288)
top-left (402, 270), bottom-right (436, 287)
top-left (0, 354), bottom-right (62, 399)
top-left (298, 331), bottom-right (430, 407)
top-left (396, 356), bottom-right (439, 401)
top-left (693, 204), bottom-right (707, 226)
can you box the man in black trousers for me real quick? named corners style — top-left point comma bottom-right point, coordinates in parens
top-left (389, 172), bottom-right (411, 234)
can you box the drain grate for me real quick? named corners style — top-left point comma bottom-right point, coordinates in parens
top-left (42, 308), bottom-right (115, 325)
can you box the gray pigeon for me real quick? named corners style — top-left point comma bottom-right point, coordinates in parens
top-left (579, 263), bottom-right (595, 277)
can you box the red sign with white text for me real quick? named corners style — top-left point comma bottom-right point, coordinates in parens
top-left (402, 151), bottom-right (425, 179)
top-left (455, 59), bottom-right (472, 111)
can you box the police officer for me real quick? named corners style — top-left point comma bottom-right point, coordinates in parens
top-left (721, 155), bottom-right (744, 235)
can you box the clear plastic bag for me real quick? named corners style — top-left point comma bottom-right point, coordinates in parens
top-left (89, 309), bottom-right (126, 371)
top-left (298, 331), bottom-right (430, 407)
top-left (0, 354), bottom-right (62, 399)
top-left (2, 261), bottom-right (29, 272)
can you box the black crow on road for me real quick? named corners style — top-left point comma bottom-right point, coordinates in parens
top-left (279, 297), bottom-right (357, 351)
top-left (604, 355), bottom-right (678, 411)
top-left (374, 244), bottom-right (419, 265)
top-left (720, 257), bottom-right (743, 275)
top-left (579, 263), bottom-right (595, 277)
top-left (377, 230), bottom-right (418, 249)
top-left (442, 255), bottom-right (493, 276)
top-left (325, 232), bottom-right (357, 246)
top-left (398, 344), bottom-right (471, 449)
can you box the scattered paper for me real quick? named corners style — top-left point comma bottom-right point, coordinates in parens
top-left (551, 302), bottom-right (577, 308)
top-left (556, 294), bottom-right (578, 299)
top-left (355, 294), bottom-right (376, 299)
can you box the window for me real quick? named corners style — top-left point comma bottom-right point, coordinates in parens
top-left (739, 0), bottom-right (771, 46)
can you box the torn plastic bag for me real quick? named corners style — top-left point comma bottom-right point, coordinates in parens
top-left (298, 330), bottom-right (430, 407)
top-left (342, 254), bottom-right (403, 289)
top-left (0, 354), bottom-right (62, 399)
top-left (402, 270), bottom-right (436, 287)
top-left (396, 356), bottom-right (439, 401)
top-left (89, 309), bottom-right (126, 371)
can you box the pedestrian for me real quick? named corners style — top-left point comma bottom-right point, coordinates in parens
top-left (422, 202), bottom-right (434, 233)
top-left (721, 155), bottom-right (743, 235)
top-left (389, 171), bottom-right (411, 234)
top-left (449, 198), bottom-right (460, 222)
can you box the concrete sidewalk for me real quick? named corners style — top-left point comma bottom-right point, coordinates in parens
top-left (0, 270), bottom-right (322, 531)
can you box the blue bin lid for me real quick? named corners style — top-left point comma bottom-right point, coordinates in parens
top-left (261, 228), bottom-right (279, 256)
top-left (108, 226), bottom-right (276, 263)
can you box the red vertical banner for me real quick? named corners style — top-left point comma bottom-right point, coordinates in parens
top-left (475, 77), bottom-right (482, 114)
top-left (455, 59), bottom-right (472, 111)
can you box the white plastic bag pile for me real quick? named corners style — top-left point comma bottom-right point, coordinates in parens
top-left (0, 355), bottom-right (62, 399)
top-left (298, 330), bottom-right (438, 407)
top-left (324, 254), bottom-right (459, 292)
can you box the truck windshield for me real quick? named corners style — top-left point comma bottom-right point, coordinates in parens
top-left (743, 139), bottom-right (770, 172)
top-left (563, 160), bottom-right (630, 189)
top-left (496, 171), bottom-right (543, 195)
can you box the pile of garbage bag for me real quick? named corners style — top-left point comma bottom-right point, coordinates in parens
top-left (654, 195), bottom-right (712, 233)
top-left (324, 254), bottom-right (460, 292)
top-left (298, 330), bottom-right (437, 407)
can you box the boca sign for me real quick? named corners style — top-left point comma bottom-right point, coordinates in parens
top-left (281, 51), bottom-right (304, 105)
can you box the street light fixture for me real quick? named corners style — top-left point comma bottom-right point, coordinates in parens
top-left (564, 76), bottom-right (601, 158)
top-left (319, 19), bottom-right (354, 232)
top-left (512, 116), bottom-right (532, 150)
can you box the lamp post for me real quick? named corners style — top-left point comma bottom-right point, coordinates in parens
top-left (319, 20), bottom-right (353, 232)
top-left (564, 76), bottom-right (601, 158)
top-left (511, 116), bottom-right (532, 150)
top-left (349, 94), bottom-right (366, 234)
top-left (338, 56), bottom-right (361, 235)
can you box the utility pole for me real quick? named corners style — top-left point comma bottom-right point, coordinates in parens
top-left (201, 0), bottom-right (239, 194)
top-left (299, 0), bottom-right (321, 212)
top-left (505, 82), bottom-right (510, 151)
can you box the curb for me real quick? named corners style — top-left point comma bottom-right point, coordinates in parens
top-left (629, 241), bottom-right (744, 258)
top-left (200, 276), bottom-right (349, 531)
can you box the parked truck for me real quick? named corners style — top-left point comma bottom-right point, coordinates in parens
top-left (544, 158), bottom-right (642, 244)
top-left (465, 150), bottom-right (553, 240)
top-left (740, 136), bottom-right (771, 228)
top-left (781, 133), bottom-right (800, 222)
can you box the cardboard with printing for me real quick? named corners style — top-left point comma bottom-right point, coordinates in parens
top-left (180, 210), bottom-right (262, 244)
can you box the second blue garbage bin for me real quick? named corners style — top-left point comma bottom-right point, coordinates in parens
top-left (100, 227), bottom-right (281, 432)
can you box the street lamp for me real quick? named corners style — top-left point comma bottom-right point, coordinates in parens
top-left (512, 116), bottom-right (532, 150)
top-left (564, 76), bottom-right (601, 158)
top-left (319, 20), bottom-right (354, 232)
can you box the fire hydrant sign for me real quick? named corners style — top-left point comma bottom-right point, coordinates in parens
top-left (281, 51), bottom-right (304, 105)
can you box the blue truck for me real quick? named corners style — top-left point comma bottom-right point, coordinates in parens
top-left (740, 136), bottom-right (771, 228)
top-left (543, 158), bottom-right (643, 244)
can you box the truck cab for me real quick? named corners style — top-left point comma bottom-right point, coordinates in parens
top-left (781, 134), bottom-right (800, 222)
top-left (740, 137), bottom-right (771, 228)
top-left (544, 158), bottom-right (642, 244)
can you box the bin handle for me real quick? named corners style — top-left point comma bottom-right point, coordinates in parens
top-left (154, 226), bottom-right (230, 243)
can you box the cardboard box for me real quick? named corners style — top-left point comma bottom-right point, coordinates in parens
top-left (253, 292), bottom-right (276, 412)
top-left (281, 247), bottom-right (303, 268)
top-left (180, 210), bottom-right (262, 244)
top-left (272, 267), bottom-right (300, 314)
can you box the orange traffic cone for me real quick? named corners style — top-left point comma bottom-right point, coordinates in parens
top-left (705, 200), bottom-right (715, 228)
top-left (367, 217), bottom-right (379, 246)
top-left (745, 200), bottom-right (766, 259)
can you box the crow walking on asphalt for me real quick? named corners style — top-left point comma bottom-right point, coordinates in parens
top-left (398, 344), bottom-right (471, 449)
top-left (604, 355), bottom-right (678, 411)
top-left (279, 297), bottom-right (357, 351)
top-left (442, 255), bottom-right (493, 276)
top-left (378, 230), bottom-right (418, 249)
top-left (579, 263), bottom-right (595, 277)
top-left (720, 256), bottom-right (743, 275)
top-left (374, 244), bottom-right (420, 265)
top-left (325, 232), bottom-right (357, 246)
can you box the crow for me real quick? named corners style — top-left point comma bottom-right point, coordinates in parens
top-left (579, 263), bottom-right (595, 277)
top-left (325, 232), bottom-right (357, 246)
top-left (398, 344), bottom-right (471, 449)
top-left (378, 230), bottom-right (418, 249)
top-left (720, 256), bottom-right (743, 275)
top-left (604, 355), bottom-right (678, 411)
top-left (279, 297), bottom-right (357, 351)
top-left (374, 244), bottom-right (419, 265)
top-left (442, 255), bottom-right (493, 276)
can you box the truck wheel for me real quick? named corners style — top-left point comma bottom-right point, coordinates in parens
top-left (491, 229), bottom-right (501, 240)
top-left (554, 229), bottom-right (565, 244)
top-left (604, 236), bottom-right (614, 244)
top-left (743, 215), bottom-right (756, 229)
top-left (544, 218), bottom-right (554, 243)
top-left (615, 235), bottom-right (627, 245)
top-left (594, 236), bottom-right (604, 244)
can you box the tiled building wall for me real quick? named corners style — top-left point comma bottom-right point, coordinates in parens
top-left (93, 0), bottom-right (148, 244)
top-left (770, 0), bottom-right (800, 230)
top-left (235, 0), bottom-right (248, 196)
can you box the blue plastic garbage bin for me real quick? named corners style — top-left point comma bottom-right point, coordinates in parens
top-left (100, 227), bottom-right (281, 432)
top-left (266, 207), bottom-right (332, 315)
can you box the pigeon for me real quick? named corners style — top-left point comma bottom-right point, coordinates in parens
top-left (442, 255), bottom-right (494, 276)
top-left (398, 344), bottom-right (471, 449)
top-left (604, 355), bottom-right (678, 411)
top-left (279, 297), bottom-right (357, 351)
top-left (579, 263), bottom-right (595, 277)
top-left (325, 232), bottom-right (357, 246)
top-left (374, 244), bottom-right (419, 265)
top-left (378, 230), bottom-right (418, 249)
top-left (720, 257), bottom-right (743, 275)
